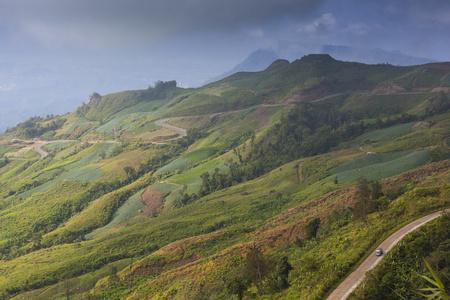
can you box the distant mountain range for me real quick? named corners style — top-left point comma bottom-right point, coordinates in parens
top-left (210, 44), bottom-right (435, 82)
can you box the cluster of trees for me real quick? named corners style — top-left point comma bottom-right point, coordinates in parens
top-left (6, 116), bottom-right (66, 139)
top-left (178, 102), bottom-right (422, 206)
top-left (75, 92), bottom-right (102, 117)
top-left (0, 158), bottom-right (9, 168)
top-left (227, 245), bottom-right (293, 299)
top-left (242, 102), bottom-right (421, 179)
top-left (425, 91), bottom-right (450, 116)
top-left (351, 176), bottom-right (414, 225)
top-left (147, 80), bottom-right (177, 99)
top-left (0, 126), bottom-right (210, 257)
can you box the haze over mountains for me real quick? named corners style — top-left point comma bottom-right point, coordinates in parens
top-left (213, 44), bottom-right (434, 82)
top-left (0, 44), bottom-right (437, 134)
top-left (0, 54), bottom-right (449, 299)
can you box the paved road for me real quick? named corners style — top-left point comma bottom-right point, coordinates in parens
top-left (154, 118), bottom-right (187, 139)
top-left (327, 209), bottom-right (449, 300)
top-left (34, 142), bottom-right (50, 159)
top-left (33, 140), bottom-right (75, 159)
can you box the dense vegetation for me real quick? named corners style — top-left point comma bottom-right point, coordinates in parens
top-left (350, 213), bottom-right (450, 299)
top-left (4, 115), bottom-right (66, 139)
top-left (0, 56), bottom-right (449, 299)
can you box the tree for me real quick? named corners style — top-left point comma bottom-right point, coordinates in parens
top-left (276, 256), bottom-right (293, 290)
top-left (227, 276), bottom-right (248, 300)
top-left (124, 166), bottom-right (136, 179)
top-left (305, 218), bottom-right (321, 239)
top-left (353, 176), bottom-right (373, 225)
top-left (245, 244), bottom-right (274, 296)
top-left (370, 180), bottom-right (383, 200)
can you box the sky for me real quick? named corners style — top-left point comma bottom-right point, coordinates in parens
top-left (0, 0), bottom-right (449, 132)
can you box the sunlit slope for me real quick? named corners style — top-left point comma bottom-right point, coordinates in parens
top-left (0, 56), bottom-right (448, 299)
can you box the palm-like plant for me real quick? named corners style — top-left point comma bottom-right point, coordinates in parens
top-left (416, 259), bottom-right (450, 300)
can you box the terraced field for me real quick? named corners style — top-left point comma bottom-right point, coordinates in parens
top-left (331, 150), bottom-right (430, 181)
top-left (85, 188), bottom-right (147, 239)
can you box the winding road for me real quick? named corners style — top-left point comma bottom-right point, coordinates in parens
top-left (33, 140), bottom-right (74, 159)
top-left (27, 118), bottom-right (187, 159)
top-left (154, 118), bottom-right (187, 139)
top-left (327, 209), bottom-right (449, 300)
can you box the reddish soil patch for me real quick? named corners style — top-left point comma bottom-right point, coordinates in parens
top-left (140, 188), bottom-right (164, 216)
top-left (286, 86), bottom-right (330, 102)
top-left (444, 136), bottom-right (450, 147)
top-left (252, 188), bottom-right (357, 248)
top-left (383, 160), bottom-right (450, 186)
top-left (150, 134), bottom-right (179, 142)
top-left (371, 85), bottom-right (406, 94)
top-left (431, 87), bottom-right (450, 93)
top-left (245, 106), bottom-right (275, 131)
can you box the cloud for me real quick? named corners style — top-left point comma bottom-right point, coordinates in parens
top-left (1, 0), bottom-right (324, 49)
top-left (297, 13), bottom-right (336, 37)
top-left (0, 84), bottom-right (16, 92)
top-left (342, 23), bottom-right (371, 36)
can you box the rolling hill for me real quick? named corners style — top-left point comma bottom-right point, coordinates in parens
top-left (0, 55), bottom-right (449, 299)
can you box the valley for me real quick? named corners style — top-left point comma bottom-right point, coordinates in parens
top-left (0, 55), bottom-right (449, 299)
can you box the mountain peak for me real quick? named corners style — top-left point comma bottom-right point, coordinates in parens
top-left (299, 54), bottom-right (336, 63)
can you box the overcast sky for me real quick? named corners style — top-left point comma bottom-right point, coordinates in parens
top-left (0, 0), bottom-right (449, 131)
top-left (2, 0), bottom-right (449, 59)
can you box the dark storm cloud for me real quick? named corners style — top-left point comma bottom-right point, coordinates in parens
top-left (1, 0), bottom-right (324, 48)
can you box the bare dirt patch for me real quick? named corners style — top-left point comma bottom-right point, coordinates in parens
top-left (371, 85), bottom-right (406, 94)
top-left (444, 136), bottom-right (450, 147)
top-left (286, 86), bottom-right (330, 102)
top-left (411, 121), bottom-right (430, 132)
top-left (297, 164), bottom-right (302, 183)
top-left (431, 87), bottom-right (450, 93)
top-left (140, 188), bottom-right (164, 216)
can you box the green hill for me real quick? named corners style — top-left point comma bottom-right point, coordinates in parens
top-left (0, 56), bottom-right (449, 299)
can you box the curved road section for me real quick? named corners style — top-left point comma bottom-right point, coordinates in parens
top-left (34, 140), bottom-right (74, 159)
top-left (34, 142), bottom-right (50, 159)
top-left (154, 118), bottom-right (187, 139)
top-left (327, 209), bottom-right (449, 300)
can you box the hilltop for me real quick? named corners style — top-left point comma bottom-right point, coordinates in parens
top-left (0, 55), bottom-right (449, 299)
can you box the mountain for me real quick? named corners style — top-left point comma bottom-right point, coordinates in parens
top-left (212, 44), bottom-right (435, 82)
top-left (208, 49), bottom-right (279, 82)
top-left (0, 55), bottom-right (449, 299)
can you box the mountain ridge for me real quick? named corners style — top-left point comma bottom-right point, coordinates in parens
top-left (210, 44), bottom-right (436, 83)
top-left (0, 55), bottom-right (448, 299)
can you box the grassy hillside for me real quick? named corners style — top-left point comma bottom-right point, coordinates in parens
top-left (0, 56), bottom-right (449, 299)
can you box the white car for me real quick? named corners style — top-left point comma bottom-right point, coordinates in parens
top-left (375, 248), bottom-right (383, 256)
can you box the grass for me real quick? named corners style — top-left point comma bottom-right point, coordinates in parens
top-left (341, 93), bottom-right (433, 117)
top-left (183, 147), bottom-right (220, 164)
top-left (164, 161), bottom-right (231, 206)
top-left (64, 118), bottom-right (92, 135)
top-left (18, 167), bottom-right (104, 198)
top-left (154, 148), bottom-right (220, 176)
top-left (147, 182), bottom-right (181, 194)
top-left (0, 145), bottom-right (21, 157)
top-left (168, 152), bottom-right (234, 185)
top-left (0, 61), bottom-right (449, 299)
top-left (42, 141), bottom-right (74, 153)
top-left (374, 128), bottom-right (449, 152)
top-left (85, 188), bottom-right (147, 240)
top-left (64, 143), bottom-right (118, 170)
top-left (330, 150), bottom-right (430, 182)
top-left (353, 122), bottom-right (413, 144)
top-left (154, 158), bottom-right (192, 176)
top-left (15, 144), bottom-right (117, 199)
